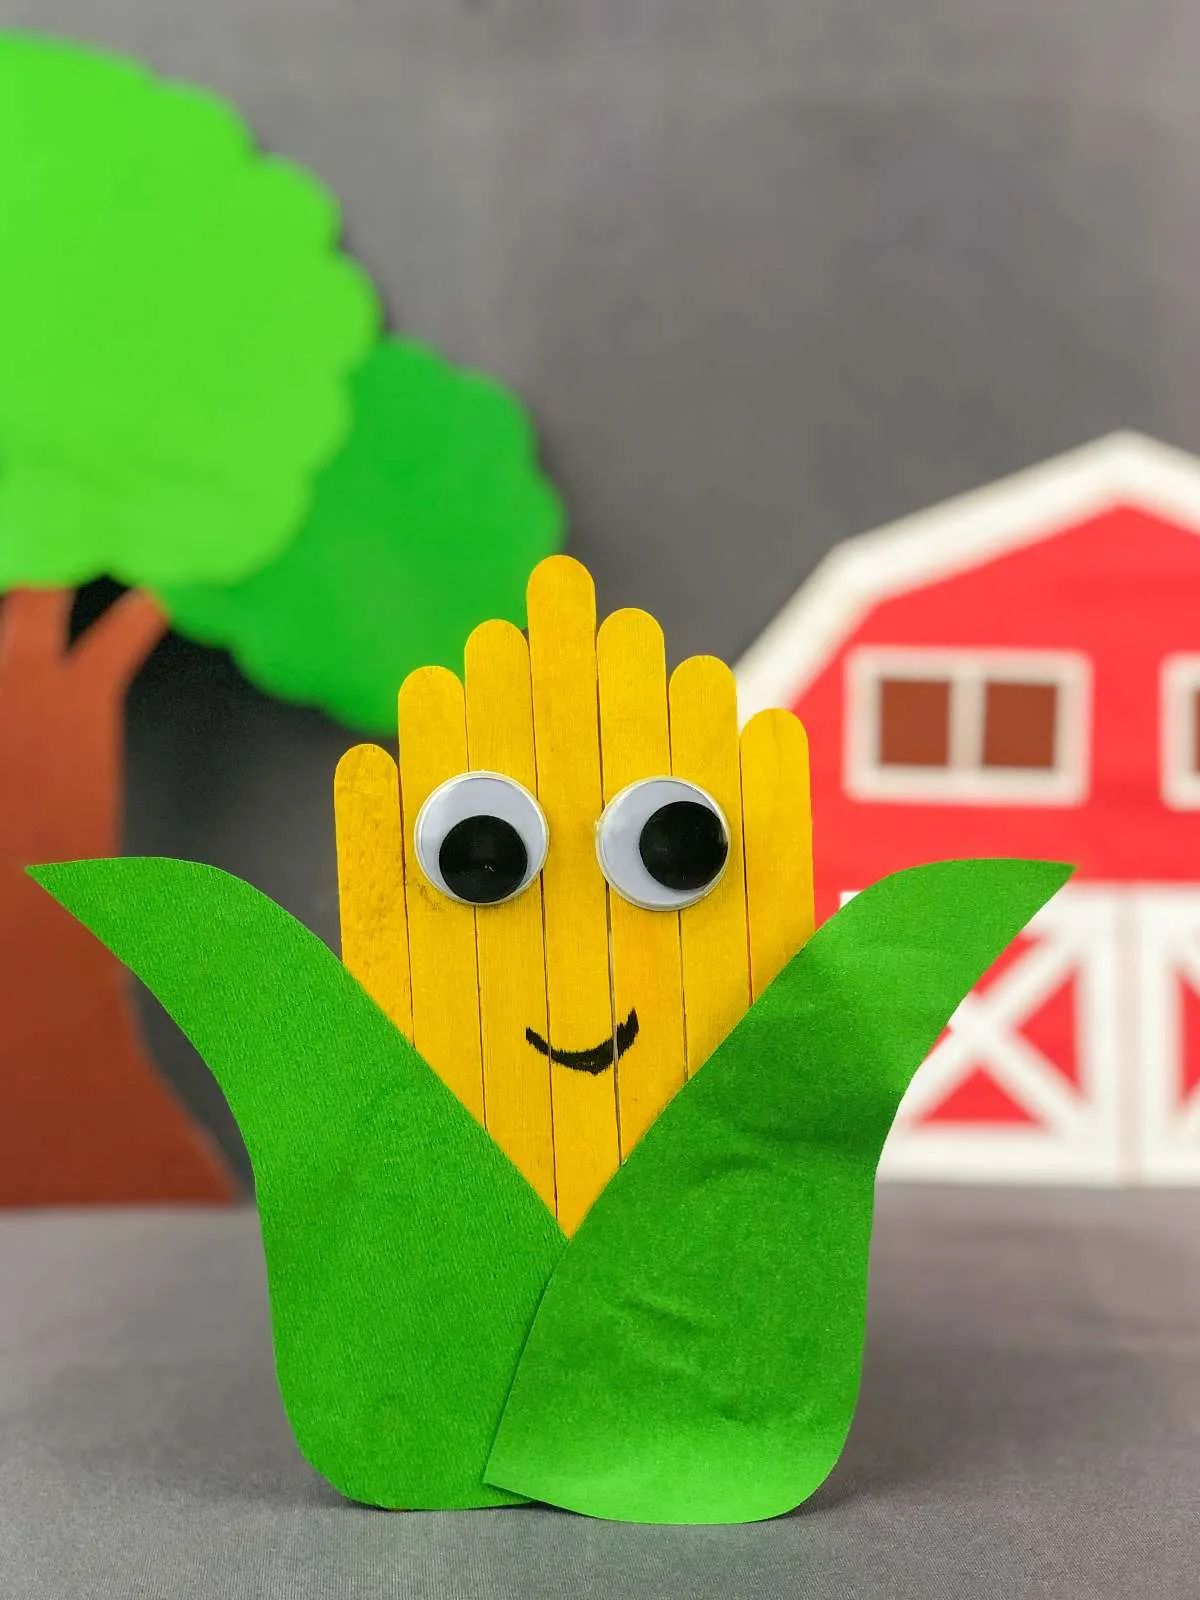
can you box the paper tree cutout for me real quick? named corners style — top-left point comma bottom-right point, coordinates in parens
top-left (163, 340), bottom-right (562, 734)
top-left (30, 556), bottom-right (1069, 1521)
top-left (0, 35), bottom-right (560, 1204)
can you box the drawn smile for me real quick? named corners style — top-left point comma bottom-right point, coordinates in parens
top-left (525, 1009), bottom-right (640, 1076)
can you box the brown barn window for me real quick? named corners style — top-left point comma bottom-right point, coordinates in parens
top-left (847, 648), bottom-right (1089, 805)
top-left (1161, 656), bottom-right (1200, 808)
top-left (878, 678), bottom-right (952, 767)
top-left (982, 681), bottom-right (1059, 770)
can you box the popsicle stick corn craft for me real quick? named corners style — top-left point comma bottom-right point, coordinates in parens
top-left (334, 555), bottom-right (816, 1232)
top-left (30, 549), bottom-right (1070, 1523)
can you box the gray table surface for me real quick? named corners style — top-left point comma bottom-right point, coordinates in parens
top-left (1, 1186), bottom-right (1197, 1599)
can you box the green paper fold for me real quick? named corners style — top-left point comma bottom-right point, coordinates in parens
top-left (30, 858), bottom-right (565, 1510)
top-left (484, 858), bottom-right (1072, 1523)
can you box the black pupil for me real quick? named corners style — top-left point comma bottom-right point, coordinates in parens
top-left (439, 815), bottom-right (528, 905)
top-left (638, 800), bottom-right (727, 893)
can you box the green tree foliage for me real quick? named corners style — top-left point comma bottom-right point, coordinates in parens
top-left (164, 340), bottom-right (564, 733)
top-left (0, 32), bottom-right (376, 590)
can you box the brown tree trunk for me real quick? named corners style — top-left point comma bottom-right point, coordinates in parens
top-left (0, 588), bottom-right (235, 1204)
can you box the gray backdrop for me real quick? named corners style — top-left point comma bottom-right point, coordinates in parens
top-left (5, 0), bottom-right (1200, 1178)
top-left (5, 1187), bottom-right (1199, 1599)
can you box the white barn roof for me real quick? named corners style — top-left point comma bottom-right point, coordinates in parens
top-left (735, 432), bottom-right (1200, 722)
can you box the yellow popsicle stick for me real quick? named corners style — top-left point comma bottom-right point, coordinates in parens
top-left (333, 743), bottom-right (412, 1038)
top-left (597, 608), bottom-right (687, 1155)
top-left (464, 619), bottom-right (556, 1212)
top-left (397, 666), bottom-right (484, 1122)
top-left (527, 555), bottom-right (618, 1233)
top-left (669, 655), bottom-right (750, 1074)
top-left (741, 708), bottom-right (816, 1000)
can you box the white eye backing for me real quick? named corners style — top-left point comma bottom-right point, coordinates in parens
top-left (414, 771), bottom-right (548, 907)
top-left (596, 776), bottom-right (730, 911)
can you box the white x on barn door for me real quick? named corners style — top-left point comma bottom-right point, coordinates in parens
top-left (877, 886), bottom-right (1128, 1184)
top-left (1132, 890), bottom-right (1200, 1184)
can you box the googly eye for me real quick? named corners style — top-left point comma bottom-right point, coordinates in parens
top-left (596, 776), bottom-right (730, 910)
top-left (414, 771), bottom-right (548, 906)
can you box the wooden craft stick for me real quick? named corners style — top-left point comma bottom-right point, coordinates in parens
top-left (669, 655), bottom-right (750, 1075)
top-left (741, 708), bottom-right (816, 1000)
top-left (333, 743), bottom-right (413, 1038)
top-left (397, 666), bottom-right (484, 1121)
top-left (464, 619), bottom-right (557, 1212)
top-left (597, 608), bottom-right (687, 1155)
top-left (527, 556), bottom-right (619, 1233)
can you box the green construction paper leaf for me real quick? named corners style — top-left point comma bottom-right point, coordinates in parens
top-left (29, 857), bottom-right (565, 1509)
top-left (487, 858), bottom-right (1072, 1524)
top-left (161, 338), bottom-right (563, 733)
top-left (0, 33), bottom-right (376, 590)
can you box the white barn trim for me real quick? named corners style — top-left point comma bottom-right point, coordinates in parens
top-left (735, 432), bottom-right (1200, 721)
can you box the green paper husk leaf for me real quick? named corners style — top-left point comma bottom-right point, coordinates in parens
top-left (30, 857), bottom-right (565, 1510)
top-left (485, 858), bottom-right (1072, 1524)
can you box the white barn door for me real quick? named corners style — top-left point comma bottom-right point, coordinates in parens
top-left (877, 886), bottom-right (1128, 1184)
top-left (1132, 890), bottom-right (1200, 1184)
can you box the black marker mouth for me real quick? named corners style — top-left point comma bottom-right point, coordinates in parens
top-left (525, 1008), bottom-right (639, 1076)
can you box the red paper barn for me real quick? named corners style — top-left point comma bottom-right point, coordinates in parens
top-left (736, 434), bottom-right (1200, 1185)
